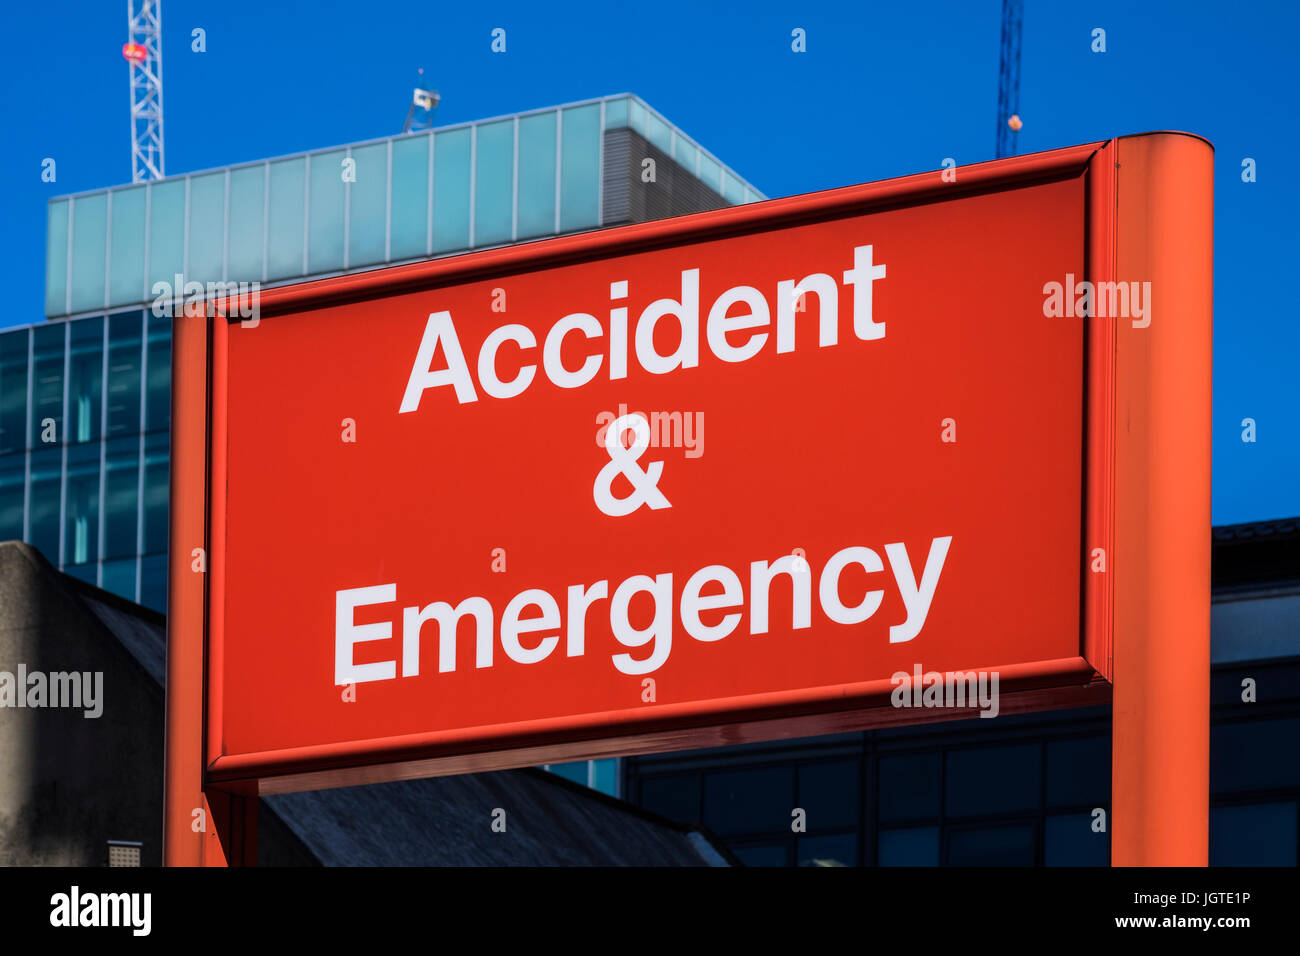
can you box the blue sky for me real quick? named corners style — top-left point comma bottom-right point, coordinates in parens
top-left (1, 0), bottom-right (1295, 524)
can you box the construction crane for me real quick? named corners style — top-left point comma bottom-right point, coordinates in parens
top-left (995, 0), bottom-right (1023, 159)
top-left (123, 0), bottom-right (165, 182)
top-left (403, 68), bottom-right (440, 133)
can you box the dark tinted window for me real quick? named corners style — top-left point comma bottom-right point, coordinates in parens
top-left (947, 822), bottom-right (1037, 866)
top-left (1212, 719), bottom-right (1300, 792)
top-left (798, 833), bottom-right (857, 867)
top-left (798, 760), bottom-right (860, 830)
top-left (878, 826), bottom-right (939, 866)
top-left (878, 752), bottom-right (941, 822)
top-left (703, 766), bottom-right (794, 836)
top-left (639, 773), bottom-right (700, 824)
top-left (1211, 803), bottom-right (1297, 866)
top-left (946, 744), bottom-right (1041, 817)
top-left (1045, 812), bottom-right (1108, 866)
top-left (1046, 736), bottom-right (1110, 808)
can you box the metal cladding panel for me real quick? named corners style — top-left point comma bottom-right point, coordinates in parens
top-left (602, 128), bottom-right (729, 226)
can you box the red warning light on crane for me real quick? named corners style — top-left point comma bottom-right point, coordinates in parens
top-left (122, 43), bottom-right (147, 64)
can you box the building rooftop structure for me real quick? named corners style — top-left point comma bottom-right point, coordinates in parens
top-left (4, 94), bottom-right (766, 614)
top-left (44, 94), bottom-right (766, 320)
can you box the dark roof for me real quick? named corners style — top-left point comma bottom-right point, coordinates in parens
top-left (2, 541), bottom-right (733, 866)
top-left (1212, 516), bottom-right (1300, 590)
top-left (265, 769), bottom-right (734, 866)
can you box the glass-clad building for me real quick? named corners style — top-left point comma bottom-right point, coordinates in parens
top-left (4, 93), bottom-right (761, 611)
top-left (45, 94), bottom-right (763, 320)
top-left (0, 312), bottom-right (171, 608)
top-left (4, 94), bottom-right (764, 798)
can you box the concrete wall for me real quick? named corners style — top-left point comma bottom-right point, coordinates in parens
top-left (0, 543), bottom-right (164, 865)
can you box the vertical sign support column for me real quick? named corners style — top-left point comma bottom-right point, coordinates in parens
top-left (164, 305), bottom-right (254, 866)
top-left (1110, 132), bottom-right (1214, 865)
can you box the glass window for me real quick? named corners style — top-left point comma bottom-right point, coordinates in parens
top-left (946, 822), bottom-right (1037, 866)
top-left (101, 557), bottom-right (137, 603)
top-left (698, 153), bottom-right (721, 195)
top-left (0, 329), bottom-right (28, 455)
top-left (31, 324), bottom-right (65, 445)
top-left (28, 447), bottom-right (61, 563)
top-left (227, 165), bottom-right (265, 283)
top-left (878, 826), bottom-right (939, 866)
top-left (64, 562), bottom-right (97, 586)
top-left (703, 766), bottom-right (794, 837)
top-left (722, 171), bottom-right (745, 205)
top-left (390, 135), bottom-right (429, 261)
top-left (67, 317), bottom-right (103, 444)
top-left (69, 194), bottom-right (108, 314)
top-left (142, 432), bottom-right (169, 556)
top-left (590, 758), bottom-right (618, 797)
top-left (798, 833), bottom-right (857, 867)
top-left (108, 186), bottom-right (147, 308)
top-left (104, 436), bottom-right (139, 560)
top-left (147, 180), bottom-right (186, 296)
top-left (516, 112), bottom-right (557, 241)
top-left (559, 104), bottom-right (600, 233)
top-left (945, 743), bottom-right (1041, 818)
top-left (145, 315), bottom-right (170, 433)
top-left (628, 99), bottom-right (647, 138)
top-left (348, 142), bottom-right (388, 268)
top-left (188, 172), bottom-right (225, 284)
top-left (644, 110), bottom-right (672, 155)
top-left (432, 127), bottom-right (471, 254)
top-left (1213, 718), bottom-right (1300, 792)
top-left (0, 454), bottom-right (24, 541)
top-left (1045, 812), bottom-right (1109, 866)
top-left (64, 441), bottom-right (99, 566)
top-left (639, 773), bottom-right (700, 824)
top-left (308, 150), bottom-right (346, 275)
top-left (140, 552), bottom-right (167, 613)
top-left (266, 158), bottom-right (306, 281)
top-left (1046, 736), bottom-right (1110, 808)
top-left (731, 843), bottom-right (787, 867)
top-left (106, 312), bottom-right (144, 438)
top-left (1210, 802), bottom-right (1297, 866)
top-left (878, 752), bottom-right (941, 822)
top-left (47, 199), bottom-right (70, 316)
top-left (674, 139), bottom-right (698, 177)
top-left (546, 762), bottom-right (587, 786)
top-left (474, 120), bottom-right (514, 247)
top-left (603, 96), bottom-right (629, 129)
top-left (797, 760), bottom-right (859, 830)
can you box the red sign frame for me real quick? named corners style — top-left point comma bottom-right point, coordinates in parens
top-left (164, 134), bottom-right (1213, 866)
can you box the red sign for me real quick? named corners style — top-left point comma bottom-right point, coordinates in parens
top-left (122, 43), bottom-right (147, 64)
top-left (189, 142), bottom-right (1127, 793)
top-left (167, 133), bottom-right (1217, 867)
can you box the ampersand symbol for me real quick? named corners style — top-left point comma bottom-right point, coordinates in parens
top-left (593, 413), bottom-right (672, 517)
